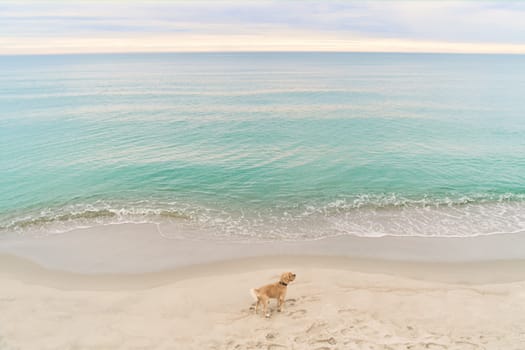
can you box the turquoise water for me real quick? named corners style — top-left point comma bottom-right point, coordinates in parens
top-left (1, 53), bottom-right (525, 239)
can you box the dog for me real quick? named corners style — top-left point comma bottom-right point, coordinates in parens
top-left (250, 272), bottom-right (296, 317)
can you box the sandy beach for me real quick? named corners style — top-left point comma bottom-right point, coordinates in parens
top-left (4, 2), bottom-right (525, 348)
top-left (1, 225), bottom-right (525, 350)
top-left (3, 4), bottom-right (525, 349)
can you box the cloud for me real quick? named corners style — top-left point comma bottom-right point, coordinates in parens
top-left (1, 1), bottom-right (525, 54)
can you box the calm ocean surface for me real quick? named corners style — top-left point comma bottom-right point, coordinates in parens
top-left (1, 52), bottom-right (525, 240)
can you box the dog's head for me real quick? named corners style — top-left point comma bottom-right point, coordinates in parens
top-left (280, 272), bottom-right (296, 284)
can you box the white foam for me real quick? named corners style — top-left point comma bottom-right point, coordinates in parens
top-left (2, 197), bottom-right (525, 242)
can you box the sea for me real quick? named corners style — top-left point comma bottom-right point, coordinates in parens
top-left (1, 52), bottom-right (525, 241)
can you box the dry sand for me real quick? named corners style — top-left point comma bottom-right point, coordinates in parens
top-left (1, 253), bottom-right (525, 350)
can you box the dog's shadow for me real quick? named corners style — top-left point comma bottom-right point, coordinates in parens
top-left (248, 298), bottom-right (299, 316)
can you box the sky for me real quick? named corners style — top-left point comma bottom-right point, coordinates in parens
top-left (2, 1), bottom-right (525, 55)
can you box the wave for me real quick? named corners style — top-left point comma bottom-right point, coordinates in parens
top-left (2, 193), bottom-right (525, 240)
top-left (0, 203), bottom-right (194, 235)
top-left (298, 192), bottom-right (525, 214)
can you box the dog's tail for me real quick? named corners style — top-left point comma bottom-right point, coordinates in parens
top-left (249, 288), bottom-right (259, 301)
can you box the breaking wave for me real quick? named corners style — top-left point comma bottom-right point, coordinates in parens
top-left (2, 193), bottom-right (525, 241)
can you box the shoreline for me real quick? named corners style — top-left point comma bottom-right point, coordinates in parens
top-left (2, 222), bottom-right (525, 288)
top-left (2, 222), bottom-right (525, 275)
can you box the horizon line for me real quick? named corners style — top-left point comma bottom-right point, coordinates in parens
top-left (2, 50), bottom-right (525, 57)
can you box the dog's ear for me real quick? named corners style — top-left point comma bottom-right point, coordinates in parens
top-left (281, 272), bottom-right (295, 283)
top-left (280, 272), bottom-right (289, 283)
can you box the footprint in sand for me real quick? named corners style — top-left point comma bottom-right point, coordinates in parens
top-left (293, 335), bottom-right (308, 343)
top-left (404, 325), bottom-right (420, 338)
top-left (316, 337), bottom-right (337, 345)
top-left (355, 343), bottom-right (381, 350)
top-left (423, 342), bottom-right (447, 349)
top-left (306, 321), bottom-right (328, 333)
top-left (288, 309), bottom-right (307, 318)
top-left (297, 295), bottom-right (320, 303)
top-left (452, 341), bottom-right (479, 350)
top-left (343, 339), bottom-right (364, 347)
top-left (337, 307), bottom-right (357, 314)
top-left (265, 332), bottom-right (278, 340)
top-left (286, 298), bottom-right (297, 306)
top-left (339, 327), bottom-right (356, 336)
top-left (248, 341), bottom-right (264, 349)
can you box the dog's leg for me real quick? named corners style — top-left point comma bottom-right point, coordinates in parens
top-left (278, 296), bottom-right (284, 312)
top-left (262, 297), bottom-right (270, 318)
top-left (254, 298), bottom-right (259, 314)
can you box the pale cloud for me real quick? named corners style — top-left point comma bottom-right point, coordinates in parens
top-left (1, 1), bottom-right (525, 54)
